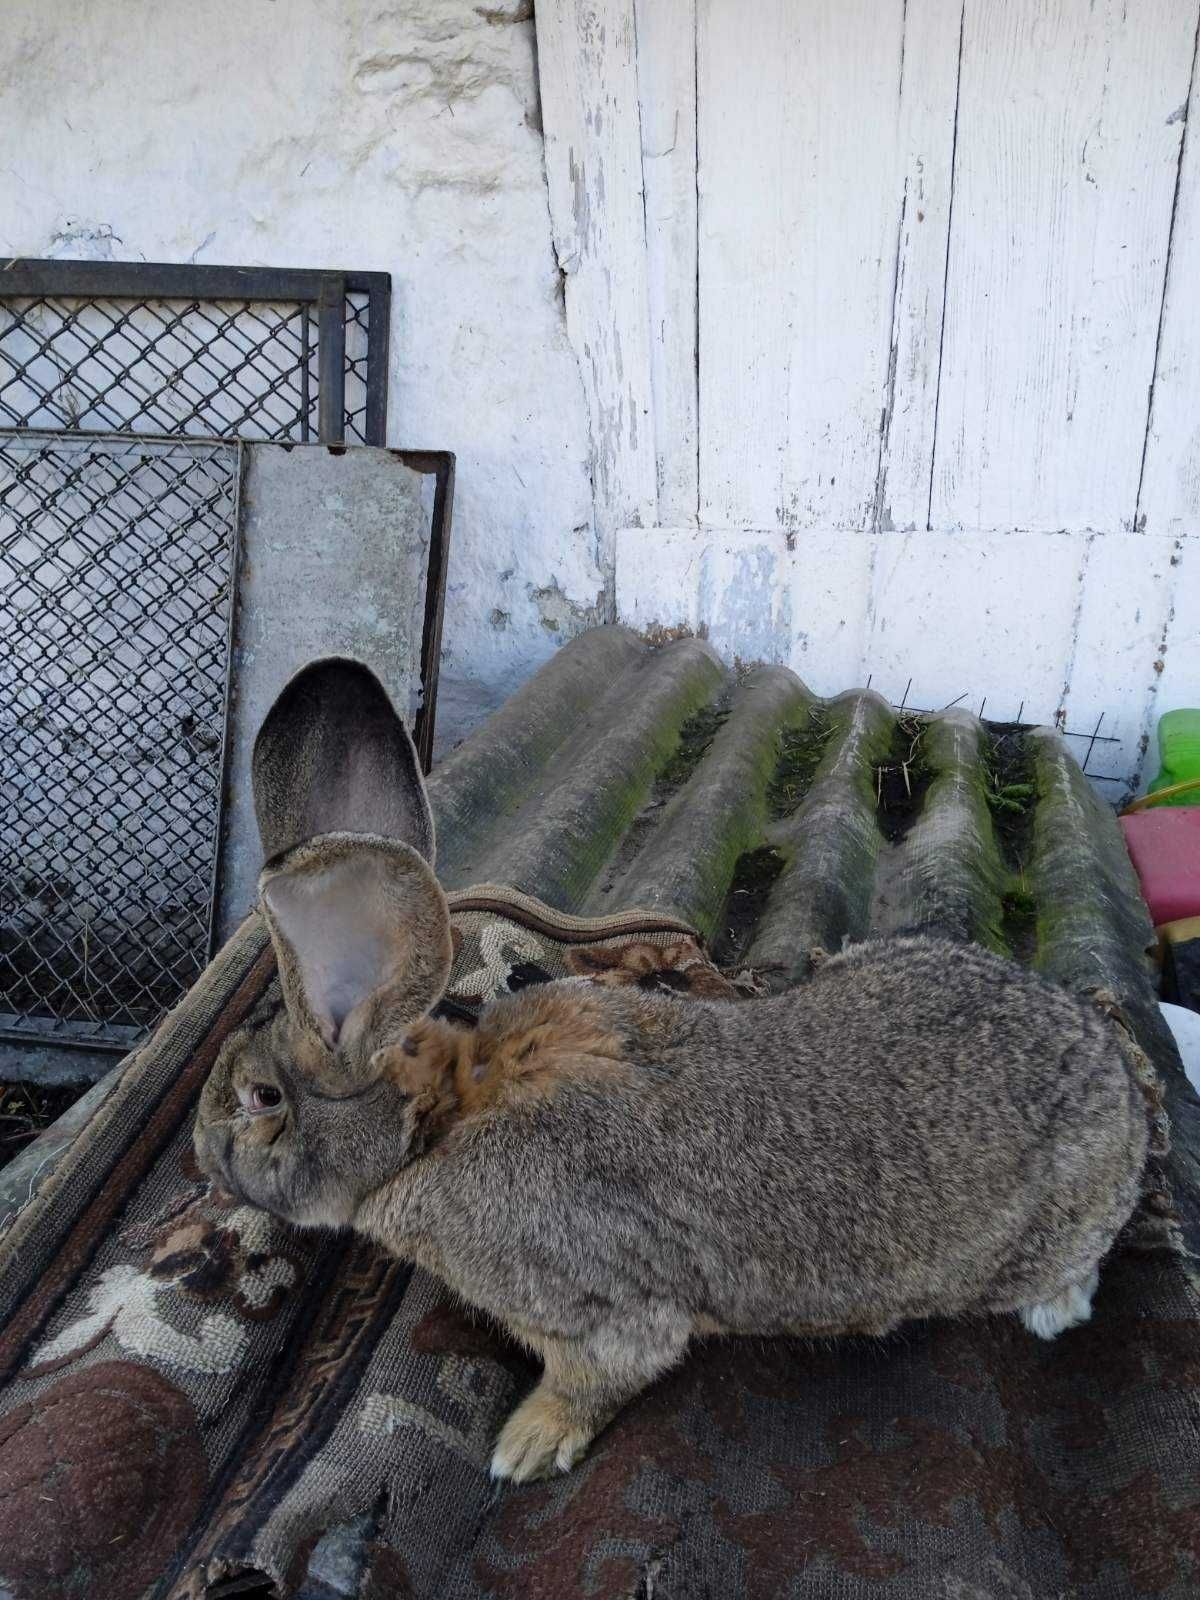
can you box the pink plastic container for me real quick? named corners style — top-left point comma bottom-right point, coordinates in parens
top-left (1120, 808), bottom-right (1200, 926)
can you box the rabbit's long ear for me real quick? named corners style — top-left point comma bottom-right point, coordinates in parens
top-left (253, 658), bottom-right (435, 866)
top-left (260, 836), bottom-right (453, 1058)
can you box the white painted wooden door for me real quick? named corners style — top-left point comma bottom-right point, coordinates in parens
top-left (536, 0), bottom-right (1200, 791)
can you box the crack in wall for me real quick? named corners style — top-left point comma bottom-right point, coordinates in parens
top-left (1133, 0), bottom-right (1200, 535)
top-left (925, 0), bottom-right (967, 532)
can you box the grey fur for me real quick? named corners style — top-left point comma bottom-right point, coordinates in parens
top-left (194, 665), bottom-right (1150, 1484)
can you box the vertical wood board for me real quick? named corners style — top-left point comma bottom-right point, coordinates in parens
top-left (930, 0), bottom-right (1196, 532)
top-left (1138, 17), bottom-right (1200, 539)
top-left (875, 0), bottom-right (964, 532)
top-left (697, 0), bottom-right (907, 531)
top-left (1058, 531), bottom-right (1180, 782)
top-left (636, 0), bottom-right (700, 525)
top-left (535, 0), bottom-right (659, 540)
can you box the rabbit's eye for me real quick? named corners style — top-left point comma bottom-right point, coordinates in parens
top-left (239, 1082), bottom-right (283, 1114)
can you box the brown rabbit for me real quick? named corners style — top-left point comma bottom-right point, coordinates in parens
top-left (194, 660), bottom-right (1149, 1483)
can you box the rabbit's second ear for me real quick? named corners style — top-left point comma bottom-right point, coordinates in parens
top-left (260, 836), bottom-right (452, 1058)
top-left (253, 658), bottom-right (435, 866)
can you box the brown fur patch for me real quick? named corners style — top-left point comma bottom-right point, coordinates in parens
top-left (473, 990), bottom-right (628, 1095)
top-left (375, 991), bottom-right (631, 1146)
top-left (565, 936), bottom-right (743, 998)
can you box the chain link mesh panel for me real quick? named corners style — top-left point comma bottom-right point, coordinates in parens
top-left (0, 292), bottom-right (371, 445)
top-left (0, 432), bottom-right (239, 1048)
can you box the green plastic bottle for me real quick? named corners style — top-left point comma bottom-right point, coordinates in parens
top-left (1147, 710), bottom-right (1200, 806)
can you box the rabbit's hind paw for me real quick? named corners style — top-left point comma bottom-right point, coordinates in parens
top-left (1018, 1268), bottom-right (1099, 1341)
top-left (490, 1388), bottom-right (592, 1483)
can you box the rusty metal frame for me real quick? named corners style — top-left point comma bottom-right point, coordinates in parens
top-left (397, 449), bottom-right (455, 772)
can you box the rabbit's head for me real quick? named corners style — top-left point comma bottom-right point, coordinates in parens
top-left (193, 659), bottom-right (454, 1226)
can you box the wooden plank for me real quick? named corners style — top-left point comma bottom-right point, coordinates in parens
top-left (535, 0), bottom-right (658, 540)
top-left (697, 0), bottom-right (907, 531)
top-left (1058, 532), bottom-right (1179, 785)
top-left (864, 528), bottom-right (1085, 717)
top-left (635, 0), bottom-right (699, 525)
top-left (874, 0), bottom-right (964, 532)
top-left (614, 522), bottom-right (1178, 785)
top-left (616, 524), bottom-right (874, 692)
top-left (930, 0), bottom-right (1197, 533)
top-left (1150, 537), bottom-right (1200, 790)
top-left (1137, 19), bottom-right (1200, 539)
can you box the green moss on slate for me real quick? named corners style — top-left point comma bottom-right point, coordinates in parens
top-left (1000, 880), bottom-right (1038, 964)
top-left (754, 695), bottom-right (896, 967)
top-left (712, 844), bottom-right (787, 965)
top-left (585, 692), bottom-right (733, 909)
top-left (981, 723), bottom-right (1041, 963)
top-left (559, 661), bottom-right (726, 907)
top-left (589, 672), bottom-right (820, 935)
top-left (874, 714), bottom-right (935, 842)
top-left (767, 707), bottom-right (833, 819)
top-left (807, 695), bottom-right (898, 820)
top-left (651, 683), bottom-right (817, 935)
top-left (983, 724), bottom-right (1039, 864)
top-left (1023, 730), bottom-right (1158, 999)
top-left (654, 698), bottom-right (732, 796)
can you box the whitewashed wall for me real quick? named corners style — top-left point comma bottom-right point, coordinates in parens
top-left (0, 0), bottom-right (601, 749)
top-left (536, 0), bottom-right (1200, 793)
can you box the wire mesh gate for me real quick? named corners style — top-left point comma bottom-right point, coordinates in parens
top-left (0, 260), bottom-right (392, 1053)
top-left (0, 260), bottom-right (389, 448)
top-left (1, 432), bottom-right (239, 1049)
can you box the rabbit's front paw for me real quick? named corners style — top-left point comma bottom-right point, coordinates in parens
top-left (490, 1387), bottom-right (593, 1483)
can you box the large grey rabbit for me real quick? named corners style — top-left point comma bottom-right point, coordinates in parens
top-left (194, 659), bottom-right (1150, 1483)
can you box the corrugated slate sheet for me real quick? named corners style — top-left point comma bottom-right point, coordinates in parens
top-left (425, 625), bottom-right (1198, 1245)
top-left (430, 627), bottom-right (1120, 962)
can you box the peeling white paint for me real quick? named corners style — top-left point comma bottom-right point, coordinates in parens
top-left (535, 0), bottom-right (658, 555)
